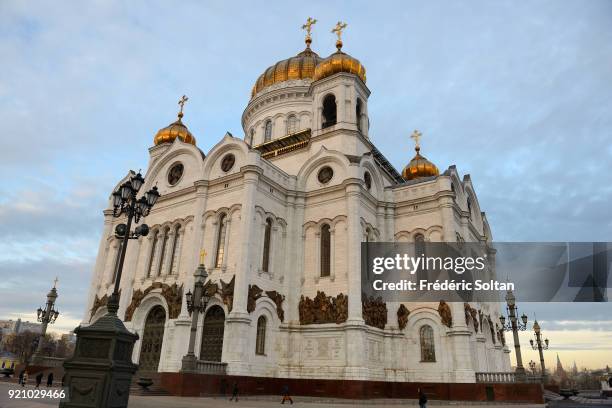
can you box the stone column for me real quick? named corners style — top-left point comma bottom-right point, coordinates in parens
top-left (440, 195), bottom-right (456, 242)
top-left (344, 181), bottom-right (367, 379)
top-left (224, 167), bottom-right (260, 374)
top-left (447, 302), bottom-right (476, 382)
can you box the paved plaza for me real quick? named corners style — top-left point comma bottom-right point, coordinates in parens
top-left (0, 381), bottom-right (552, 408)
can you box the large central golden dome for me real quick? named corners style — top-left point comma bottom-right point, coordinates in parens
top-left (251, 45), bottom-right (322, 99)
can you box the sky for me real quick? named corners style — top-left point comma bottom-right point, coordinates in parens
top-left (0, 0), bottom-right (611, 370)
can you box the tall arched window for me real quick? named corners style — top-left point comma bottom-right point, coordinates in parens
top-left (420, 325), bottom-right (436, 362)
top-left (322, 94), bottom-right (337, 128)
top-left (146, 232), bottom-right (158, 278)
top-left (168, 224), bottom-right (181, 275)
top-left (286, 114), bottom-right (298, 134)
top-left (356, 98), bottom-right (363, 132)
top-left (264, 120), bottom-right (272, 142)
top-left (157, 227), bottom-right (169, 276)
top-left (415, 234), bottom-right (426, 282)
top-left (215, 214), bottom-right (227, 268)
top-left (255, 315), bottom-right (266, 355)
top-left (320, 224), bottom-right (331, 277)
top-left (262, 218), bottom-right (272, 272)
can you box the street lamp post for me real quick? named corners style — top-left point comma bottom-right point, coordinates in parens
top-left (60, 171), bottom-right (160, 408)
top-left (529, 320), bottom-right (550, 383)
top-left (31, 279), bottom-right (60, 364)
top-left (181, 254), bottom-right (210, 373)
top-left (500, 289), bottom-right (528, 381)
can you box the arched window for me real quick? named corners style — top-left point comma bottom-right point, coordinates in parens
top-left (146, 232), bottom-right (158, 278)
top-left (256, 315), bottom-right (266, 355)
top-left (356, 98), bottom-right (363, 132)
top-left (420, 325), bottom-right (436, 362)
top-left (215, 214), bottom-right (227, 268)
top-left (322, 94), bottom-right (337, 128)
top-left (168, 224), bottom-right (181, 275)
top-left (262, 218), bottom-right (272, 272)
top-left (157, 227), bottom-right (169, 276)
top-left (320, 224), bottom-right (331, 277)
top-left (264, 120), bottom-right (272, 142)
top-left (286, 114), bottom-right (298, 134)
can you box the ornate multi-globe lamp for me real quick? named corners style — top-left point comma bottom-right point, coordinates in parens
top-left (499, 289), bottom-right (529, 379)
top-left (60, 170), bottom-right (160, 408)
top-left (529, 320), bottom-right (550, 382)
top-left (31, 279), bottom-right (60, 363)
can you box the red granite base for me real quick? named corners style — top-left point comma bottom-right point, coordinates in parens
top-left (160, 372), bottom-right (544, 403)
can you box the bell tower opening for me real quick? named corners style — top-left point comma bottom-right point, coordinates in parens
top-left (356, 98), bottom-right (363, 132)
top-left (322, 94), bottom-right (337, 129)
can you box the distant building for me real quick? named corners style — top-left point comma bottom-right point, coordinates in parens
top-left (0, 318), bottom-right (42, 337)
top-left (61, 332), bottom-right (77, 344)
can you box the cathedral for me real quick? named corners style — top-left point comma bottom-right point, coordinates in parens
top-left (85, 21), bottom-right (511, 385)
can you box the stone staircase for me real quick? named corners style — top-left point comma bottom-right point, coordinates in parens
top-left (129, 371), bottom-right (170, 396)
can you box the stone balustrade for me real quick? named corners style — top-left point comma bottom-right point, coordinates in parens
top-left (196, 360), bottom-right (227, 375)
top-left (475, 372), bottom-right (517, 383)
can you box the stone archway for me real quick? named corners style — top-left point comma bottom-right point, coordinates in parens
top-left (138, 305), bottom-right (166, 372)
top-left (199, 305), bottom-right (225, 362)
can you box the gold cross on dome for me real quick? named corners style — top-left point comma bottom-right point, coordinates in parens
top-left (302, 17), bottom-right (317, 37)
top-left (331, 21), bottom-right (347, 41)
top-left (411, 129), bottom-right (422, 149)
top-left (199, 249), bottom-right (207, 265)
top-left (178, 95), bottom-right (189, 114)
top-left (53, 276), bottom-right (59, 288)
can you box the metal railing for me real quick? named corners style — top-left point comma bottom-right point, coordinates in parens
top-left (196, 360), bottom-right (227, 375)
top-left (475, 372), bottom-right (517, 383)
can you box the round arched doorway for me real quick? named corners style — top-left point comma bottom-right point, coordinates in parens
top-left (199, 305), bottom-right (225, 362)
top-left (138, 305), bottom-right (166, 372)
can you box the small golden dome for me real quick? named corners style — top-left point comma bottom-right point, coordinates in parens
top-left (154, 96), bottom-right (196, 146)
top-left (153, 112), bottom-right (196, 146)
top-left (251, 46), bottom-right (323, 99)
top-left (313, 49), bottom-right (366, 83)
top-left (402, 130), bottom-right (439, 180)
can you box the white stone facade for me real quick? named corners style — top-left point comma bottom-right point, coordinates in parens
top-left (84, 55), bottom-right (511, 382)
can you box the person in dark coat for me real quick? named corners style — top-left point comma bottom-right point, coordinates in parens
top-left (35, 372), bottom-right (43, 388)
top-left (418, 388), bottom-right (428, 408)
top-left (18, 370), bottom-right (24, 385)
top-left (229, 381), bottom-right (239, 402)
top-left (280, 384), bottom-right (293, 404)
top-left (46, 372), bottom-right (53, 387)
top-left (22, 372), bottom-right (28, 387)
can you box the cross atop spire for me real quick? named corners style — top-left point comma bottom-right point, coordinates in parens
top-left (53, 276), bottom-right (59, 288)
top-left (331, 21), bottom-right (348, 51)
top-left (410, 129), bottom-right (422, 152)
top-left (199, 249), bottom-right (207, 265)
top-left (302, 17), bottom-right (317, 48)
top-left (178, 95), bottom-right (189, 119)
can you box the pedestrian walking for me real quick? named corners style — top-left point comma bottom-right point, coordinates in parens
top-left (280, 384), bottom-right (293, 404)
top-left (418, 388), bottom-right (428, 408)
top-left (229, 381), bottom-right (239, 402)
top-left (22, 372), bottom-right (28, 387)
top-left (46, 372), bottom-right (54, 387)
top-left (35, 372), bottom-right (43, 388)
top-left (18, 370), bottom-right (24, 385)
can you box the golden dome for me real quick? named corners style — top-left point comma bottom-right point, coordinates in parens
top-left (402, 130), bottom-right (439, 180)
top-left (313, 37), bottom-right (366, 83)
top-left (251, 45), bottom-right (323, 99)
top-left (153, 111), bottom-right (196, 146)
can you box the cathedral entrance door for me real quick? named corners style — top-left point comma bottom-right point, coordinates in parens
top-left (199, 305), bottom-right (225, 362)
top-left (138, 306), bottom-right (166, 372)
